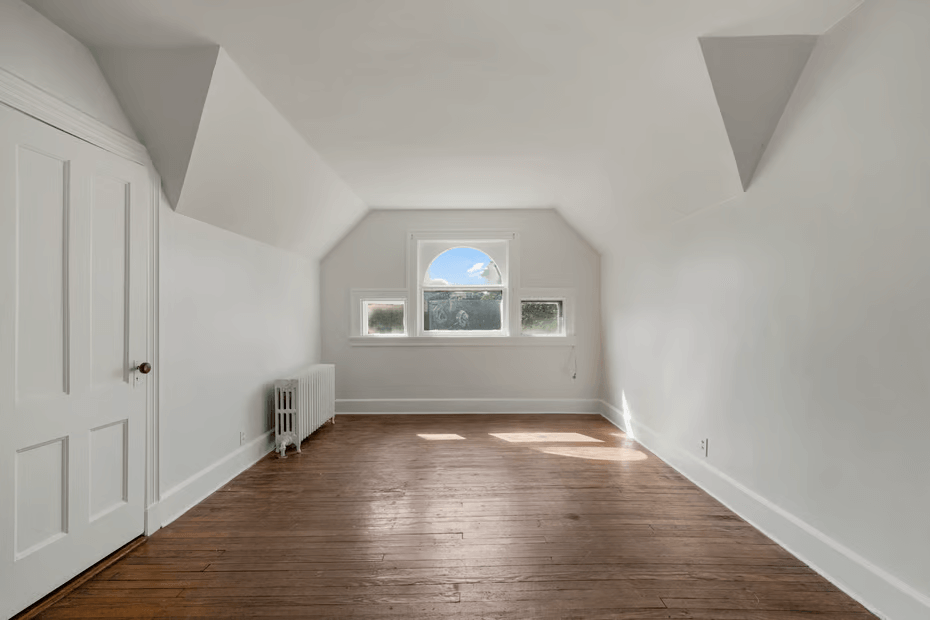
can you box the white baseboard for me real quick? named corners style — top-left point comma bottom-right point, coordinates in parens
top-left (337, 398), bottom-right (602, 414)
top-left (145, 431), bottom-right (274, 532)
top-left (599, 400), bottom-right (930, 620)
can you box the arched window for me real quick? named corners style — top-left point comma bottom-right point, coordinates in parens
top-left (418, 241), bottom-right (509, 335)
top-left (424, 247), bottom-right (501, 286)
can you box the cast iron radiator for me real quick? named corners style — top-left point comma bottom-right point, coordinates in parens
top-left (273, 364), bottom-right (335, 457)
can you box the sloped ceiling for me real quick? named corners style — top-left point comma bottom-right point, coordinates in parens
top-left (700, 35), bottom-right (818, 190)
top-left (28, 0), bottom-right (864, 253)
top-left (92, 44), bottom-right (367, 260)
top-left (94, 47), bottom-right (219, 209)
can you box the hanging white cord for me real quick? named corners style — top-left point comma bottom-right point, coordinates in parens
top-left (569, 345), bottom-right (577, 380)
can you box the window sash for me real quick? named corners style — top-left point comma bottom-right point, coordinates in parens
top-left (362, 300), bottom-right (406, 337)
top-left (412, 234), bottom-right (515, 338)
top-left (520, 299), bottom-right (565, 336)
top-left (422, 285), bottom-right (505, 291)
top-left (422, 289), bottom-right (505, 333)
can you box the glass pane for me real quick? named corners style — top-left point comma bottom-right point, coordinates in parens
top-left (425, 247), bottom-right (501, 286)
top-left (424, 290), bottom-right (502, 331)
top-left (366, 302), bottom-right (405, 335)
top-left (521, 300), bottom-right (562, 335)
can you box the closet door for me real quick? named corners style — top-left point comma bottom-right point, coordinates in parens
top-left (0, 103), bottom-right (150, 619)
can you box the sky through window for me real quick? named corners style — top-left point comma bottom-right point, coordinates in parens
top-left (425, 247), bottom-right (501, 286)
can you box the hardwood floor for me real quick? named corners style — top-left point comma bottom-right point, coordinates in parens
top-left (34, 414), bottom-right (876, 619)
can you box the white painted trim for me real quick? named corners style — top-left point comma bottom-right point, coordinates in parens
top-left (600, 399), bottom-right (633, 434)
top-left (146, 431), bottom-right (274, 530)
top-left (338, 398), bottom-right (601, 414)
top-left (409, 230), bottom-right (520, 339)
top-left (598, 400), bottom-right (930, 620)
top-left (144, 174), bottom-right (161, 536)
top-left (349, 336), bottom-right (576, 347)
top-left (0, 67), bottom-right (149, 165)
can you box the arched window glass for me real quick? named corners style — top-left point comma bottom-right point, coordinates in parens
top-left (424, 247), bottom-right (502, 286)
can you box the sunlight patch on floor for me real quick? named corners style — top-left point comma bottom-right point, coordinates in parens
top-left (539, 446), bottom-right (647, 461)
top-left (489, 432), bottom-right (602, 443)
top-left (417, 434), bottom-right (466, 440)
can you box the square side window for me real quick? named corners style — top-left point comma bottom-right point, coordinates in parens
top-left (364, 300), bottom-right (405, 336)
top-left (521, 300), bottom-right (563, 336)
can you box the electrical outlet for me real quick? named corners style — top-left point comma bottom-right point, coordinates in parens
top-left (700, 438), bottom-right (709, 457)
top-left (240, 431), bottom-right (246, 446)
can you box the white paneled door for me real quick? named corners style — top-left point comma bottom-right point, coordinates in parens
top-left (0, 104), bottom-right (150, 618)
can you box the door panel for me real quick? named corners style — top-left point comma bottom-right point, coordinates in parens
top-left (15, 146), bottom-right (69, 399)
top-left (14, 437), bottom-right (68, 558)
top-left (89, 420), bottom-right (128, 521)
top-left (90, 175), bottom-right (130, 390)
top-left (0, 103), bottom-right (150, 619)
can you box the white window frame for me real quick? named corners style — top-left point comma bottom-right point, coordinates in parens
top-left (410, 231), bottom-right (516, 338)
top-left (516, 289), bottom-right (575, 338)
top-left (348, 232), bottom-right (576, 346)
top-left (350, 289), bottom-right (408, 338)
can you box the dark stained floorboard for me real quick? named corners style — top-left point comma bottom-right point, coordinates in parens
top-left (35, 414), bottom-right (877, 619)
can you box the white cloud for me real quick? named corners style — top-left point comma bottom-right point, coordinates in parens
top-left (426, 278), bottom-right (449, 286)
top-left (467, 262), bottom-right (485, 277)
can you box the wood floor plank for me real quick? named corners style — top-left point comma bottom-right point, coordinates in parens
top-left (32, 414), bottom-right (877, 619)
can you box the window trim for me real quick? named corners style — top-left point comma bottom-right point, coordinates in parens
top-left (348, 335), bottom-right (576, 347)
top-left (410, 231), bottom-right (517, 338)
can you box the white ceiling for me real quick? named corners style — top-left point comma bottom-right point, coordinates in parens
top-left (27, 0), bottom-right (863, 251)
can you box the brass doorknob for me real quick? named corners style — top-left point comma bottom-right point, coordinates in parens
top-left (136, 362), bottom-right (152, 374)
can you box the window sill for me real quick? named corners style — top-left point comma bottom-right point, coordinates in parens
top-left (349, 336), bottom-right (576, 347)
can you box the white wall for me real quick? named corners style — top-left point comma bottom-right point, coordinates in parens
top-left (153, 49), bottom-right (360, 507)
top-left (601, 1), bottom-right (930, 617)
top-left (0, 0), bottom-right (135, 136)
top-left (322, 209), bottom-right (600, 410)
top-left (159, 198), bottom-right (320, 497)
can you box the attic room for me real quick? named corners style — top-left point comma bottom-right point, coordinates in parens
top-left (0, 0), bottom-right (927, 618)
